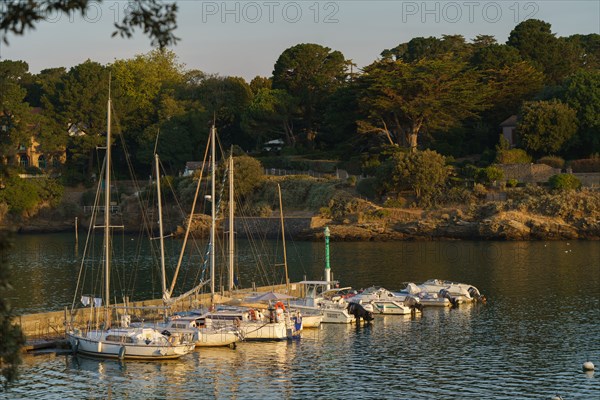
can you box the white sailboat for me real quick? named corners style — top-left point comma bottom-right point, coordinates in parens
top-left (197, 126), bottom-right (299, 341)
top-left (66, 87), bottom-right (195, 360)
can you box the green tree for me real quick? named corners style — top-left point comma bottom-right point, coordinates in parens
top-left (194, 75), bottom-right (253, 149)
top-left (42, 60), bottom-right (109, 182)
top-left (566, 33), bottom-right (600, 70)
top-left (507, 19), bottom-right (580, 84)
top-left (272, 43), bottom-right (348, 146)
top-left (358, 57), bottom-right (487, 152)
top-left (382, 35), bottom-right (471, 62)
top-left (249, 76), bottom-right (272, 94)
top-left (0, 233), bottom-right (26, 391)
top-left (518, 100), bottom-right (578, 156)
top-left (471, 44), bottom-right (522, 70)
top-left (0, 60), bottom-right (33, 164)
top-left (232, 155), bottom-right (264, 198)
top-left (561, 70), bottom-right (600, 155)
top-left (241, 88), bottom-right (296, 147)
top-left (377, 149), bottom-right (450, 206)
top-left (0, 0), bottom-right (179, 48)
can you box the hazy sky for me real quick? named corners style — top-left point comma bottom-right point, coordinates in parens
top-left (1, 1), bottom-right (599, 79)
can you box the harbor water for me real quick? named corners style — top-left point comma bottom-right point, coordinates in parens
top-left (3, 235), bottom-right (600, 399)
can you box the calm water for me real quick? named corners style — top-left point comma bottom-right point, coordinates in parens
top-left (2, 235), bottom-right (600, 399)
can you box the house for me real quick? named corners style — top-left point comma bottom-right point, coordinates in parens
top-left (262, 139), bottom-right (284, 153)
top-left (1, 107), bottom-right (66, 172)
top-left (183, 161), bottom-right (205, 177)
top-left (500, 115), bottom-right (518, 147)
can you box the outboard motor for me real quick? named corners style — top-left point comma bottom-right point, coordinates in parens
top-left (405, 295), bottom-right (423, 314)
top-left (347, 302), bottom-right (374, 324)
top-left (468, 287), bottom-right (486, 303)
top-left (439, 289), bottom-right (459, 308)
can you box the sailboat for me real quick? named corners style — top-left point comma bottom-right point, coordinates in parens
top-left (196, 126), bottom-right (300, 341)
top-left (65, 87), bottom-right (195, 360)
top-left (153, 147), bottom-right (241, 348)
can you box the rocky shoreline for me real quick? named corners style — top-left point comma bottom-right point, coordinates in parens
top-left (302, 212), bottom-right (600, 241)
top-left (4, 208), bottom-right (599, 241)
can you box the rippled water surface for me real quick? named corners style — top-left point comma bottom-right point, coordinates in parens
top-left (3, 236), bottom-right (600, 399)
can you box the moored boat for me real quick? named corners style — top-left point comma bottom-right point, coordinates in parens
top-left (347, 286), bottom-right (422, 315)
top-left (417, 279), bottom-right (486, 304)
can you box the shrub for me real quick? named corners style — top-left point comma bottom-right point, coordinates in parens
top-left (548, 174), bottom-right (581, 191)
top-left (440, 187), bottom-right (473, 205)
top-left (383, 197), bottom-right (408, 208)
top-left (356, 177), bottom-right (379, 199)
top-left (506, 179), bottom-right (519, 188)
top-left (477, 166), bottom-right (504, 184)
top-left (473, 183), bottom-right (487, 199)
top-left (538, 156), bottom-right (565, 169)
top-left (496, 148), bottom-right (532, 164)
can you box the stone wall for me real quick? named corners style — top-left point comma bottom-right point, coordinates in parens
top-left (573, 173), bottom-right (600, 188)
top-left (497, 164), bottom-right (561, 183)
top-left (17, 284), bottom-right (298, 339)
top-left (233, 217), bottom-right (316, 238)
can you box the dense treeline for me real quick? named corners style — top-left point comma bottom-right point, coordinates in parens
top-left (1, 19), bottom-right (599, 200)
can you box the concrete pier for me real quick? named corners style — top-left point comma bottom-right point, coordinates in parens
top-left (18, 283), bottom-right (301, 351)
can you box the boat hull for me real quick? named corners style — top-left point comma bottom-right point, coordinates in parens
top-left (67, 331), bottom-right (194, 360)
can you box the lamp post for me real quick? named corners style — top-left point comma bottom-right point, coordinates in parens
top-left (324, 226), bottom-right (331, 290)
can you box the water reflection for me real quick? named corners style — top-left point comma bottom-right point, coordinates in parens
top-left (5, 238), bottom-right (600, 398)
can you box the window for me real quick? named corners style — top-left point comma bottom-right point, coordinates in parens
top-left (19, 155), bottom-right (29, 167)
top-left (38, 155), bottom-right (46, 169)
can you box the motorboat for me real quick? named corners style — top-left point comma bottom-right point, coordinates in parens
top-left (291, 281), bottom-right (356, 324)
top-left (347, 286), bottom-right (422, 315)
top-left (394, 282), bottom-right (453, 307)
top-left (417, 279), bottom-right (486, 304)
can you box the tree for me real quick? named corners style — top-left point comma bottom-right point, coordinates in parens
top-left (41, 60), bottom-right (109, 182)
top-left (561, 70), bottom-right (600, 155)
top-left (471, 44), bottom-right (522, 71)
top-left (231, 155), bottom-right (264, 198)
top-left (0, 233), bottom-right (26, 391)
top-left (272, 43), bottom-right (348, 145)
top-left (377, 149), bottom-right (450, 206)
top-left (0, 60), bottom-right (33, 165)
top-left (358, 57), bottom-right (487, 152)
top-left (507, 19), bottom-right (579, 84)
top-left (241, 88), bottom-right (296, 147)
top-left (194, 75), bottom-right (253, 149)
top-left (382, 35), bottom-right (471, 63)
top-left (0, 0), bottom-right (179, 48)
top-left (518, 100), bottom-right (578, 156)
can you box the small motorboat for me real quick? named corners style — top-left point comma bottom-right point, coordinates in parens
top-left (347, 286), bottom-right (422, 315)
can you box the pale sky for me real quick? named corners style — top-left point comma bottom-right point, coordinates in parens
top-left (1, 1), bottom-right (599, 80)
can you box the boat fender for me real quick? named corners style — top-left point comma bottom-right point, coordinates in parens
top-left (118, 346), bottom-right (126, 360)
top-left (275, 301), bottom-right (286, 311)
top-left (73, 339), bottom-right (79, 354)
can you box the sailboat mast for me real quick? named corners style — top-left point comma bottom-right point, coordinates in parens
top-left (210, 125), bottom-right (216, 299)
top-left (104, 85), bottom-right (112, 326)
top-left (277, 184), bottom-right (289, 292)
top-left (228, 154), bottom-right (234, 292)
top-left (155, 154), bottom-right (167, 298)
